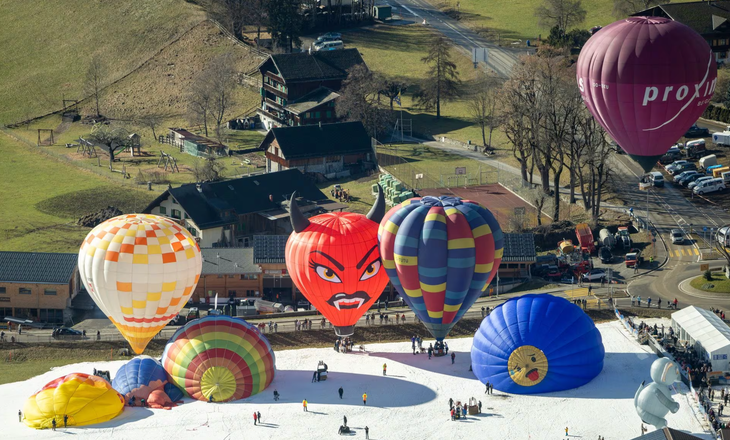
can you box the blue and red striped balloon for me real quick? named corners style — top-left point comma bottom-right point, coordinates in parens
top-left (378, 196), bottom-right (503, 340)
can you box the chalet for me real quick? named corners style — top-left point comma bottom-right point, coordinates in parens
top-left (635, 2), bottom-right (730, 63)
top-left (194, 248), bottom-right (262, 304)
top-left (168, 128), bottom-right (229, 157)
top-left (261, 121), bottom-right (375, 178)
top-left (257, 48), bottom-right (367, 130)
top-left (142, 169), bottom-right (345, 248)
top-left (0, 252), bottom-right (81, 325)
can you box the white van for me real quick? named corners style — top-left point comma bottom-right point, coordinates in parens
top-left (313, 40), bottom-right (344, 51)
top-left (693, 177), bottom-right (726, 195)
top-left (646, 171), bottom-right (664, 187)
top-left (722, 171), bottom-right (730, 184)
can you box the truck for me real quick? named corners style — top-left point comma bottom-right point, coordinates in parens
top-left (713, 166), bottom-right (730, 178)
top-left (575, 223), bottom-right (596, 254)
top-left (598, 228), bottom-right (616, 249)
top-left (685, 139), bottom-right (707, 158)
top-left (699, 154), bottom-right (718, 171)
top-left (712, 126), bottom-right (730, 147)
top-left (625, 248), bottom-right (644, 268)
top-left (615, 226), bottom-right (632, 248)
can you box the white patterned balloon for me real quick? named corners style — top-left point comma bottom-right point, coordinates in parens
top-left (78, 214), bottom-right (202, 354)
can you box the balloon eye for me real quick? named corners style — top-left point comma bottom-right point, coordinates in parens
top-left (531, 357), bottom-right (536, 362)
top-left (315, 265), bottom-right (341, 283)
top-left (360, 260), bottom-right (381, 281)
top-left (516, 367), bottom-right (522, 372)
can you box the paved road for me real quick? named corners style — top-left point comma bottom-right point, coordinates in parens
top-left (611, 153), bottom-right (730, 309)
top-left (386, 0), bottom-right (532, 78)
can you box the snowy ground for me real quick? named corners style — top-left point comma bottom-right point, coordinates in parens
top-left (1, 320), bottom-right (712, 440)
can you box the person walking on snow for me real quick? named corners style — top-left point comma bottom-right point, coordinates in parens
top-left (338, 386), bottom-right (344, 399)
top-left (343, 415), bottom-right (347, 426)
top-left (383, 363), bottom-right (387, 375)
top-left (449, 397), bottom-right (454, 409)
top-left (312, 371), bottom-right (317, 383)
top-left (363, 393), bottom-right (368, 405)
top-left (565, 427), bottom-right (569, 436)
top-left (18, 410), bottom-right (22, 422)
top-left (63, 414), bottom-right (68, 428)
top-left (253, 412), bottom-right (258, 425)
top-left (273, 389), bottom-right (280, 401)
top-left (365, 426), bottom-right (370, 439)
top-left (51, 419), bottom-right (56, 431)
top-left (485, 382), bottom-right (490, 394)
top-left (257, 411), bottom-right (261, 424)
top-left (451, 352), bottom-right (456, 364)
top-left (303, 399), bottom-right (308, 412)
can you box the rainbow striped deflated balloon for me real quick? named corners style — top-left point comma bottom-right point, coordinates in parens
top-left (378, 196), bottom-right (504, 341)
top-left (161, 316), bottom-right (276, 402)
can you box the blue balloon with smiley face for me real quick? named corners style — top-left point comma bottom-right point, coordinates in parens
top-left (471, 294), bottom-right (605, 394)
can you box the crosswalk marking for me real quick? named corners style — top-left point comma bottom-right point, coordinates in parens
top-left (566, 288), bottom-right (589, 298)
top-left (694, 248), bottom-right (699, 255)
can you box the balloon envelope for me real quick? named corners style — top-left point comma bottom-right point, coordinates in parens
top-left (23, 373), bottom-right (125, 429)
top-left (162, 316), bottom-right (276, 402)
top-left (112, 356), bottom-right (170, 402)
top-left (378, 196), bottom-right (503, 341)
top-left (471, 294), bottom-right (605, 394)
top-left (285, 212), bottom-right (389, 336)
top-left (576, 17), bottom-right (717, 171)
top-left (78, 214), bottom-right (202, 354)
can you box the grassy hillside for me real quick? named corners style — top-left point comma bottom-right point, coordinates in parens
top-left (0, 0), bottom-right (205, 125)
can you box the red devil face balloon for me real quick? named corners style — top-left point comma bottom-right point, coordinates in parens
top-left (576, 17), bottom-right (717, 172)
top-left (285, 189), bottom-right (389, 336)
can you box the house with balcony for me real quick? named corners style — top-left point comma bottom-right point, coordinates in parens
top-left (142, 169), bottom-right (345, 248)
top-left (257, 48), bottom-right (367, 130)
top-left (635, 2), bottom-right (730, 64)
top-left (261, 121), bottom-right (375, 178)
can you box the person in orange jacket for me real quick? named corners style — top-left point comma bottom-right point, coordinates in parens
top-left (362, 393), bottom-right (367, 405)
top-left (303, 399), bottom-right (308, 412)
top-left (383, 363), bottom-right (387, 376)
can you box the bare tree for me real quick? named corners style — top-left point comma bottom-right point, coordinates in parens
top-left (336, 65), bottom-right (395, 138)
top-left (535, 0), bottom-right (586, 33)
top-left (208, 0), bottom-right (249, 40)
top-left (137, 113), bottom-right (165, 141)
top-left (267, 0), bottom-right (303, 52)
top-left (468, 74), bottom-right (501, 148)
top-left (188, 72), bottom-right (213, 137)
top-left (193, 156), bottom-right (227, 182)
top-left (613, 0), bottom-right (666, 18)
top-left (416, 35), bottom-right (460, 119)
top-left (87, 123), bottom-right (132, 168)
top-left (84, 55), bottom-right (106, 117)
top-left (209, 54), bottom-right (237, 141)
top-left (576, 115), bottom-right (613, 221)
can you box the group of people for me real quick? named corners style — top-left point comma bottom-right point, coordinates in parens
top-left (364, 312), bottom-right (407, 325)
top-left (448, 397), bottom-right (481, 421)
top-left (480, 306), bottom-right (492, 317)
top-left (711, 307), bottom-right (727, 321)
top-left (411, 335), bottom-right (424, 355)
top-left (631, 296), bottom-right (678, 310)
top-left (334, 337), bottom-right (355, 353)
top-left (127, 396), bottom-right (147, 407)
top-left (427, 341), bottom-right (448, 359)
top-left (252, 410), bottom-right (263, 425)
top-left (330, 187), bottom-right (351, 203)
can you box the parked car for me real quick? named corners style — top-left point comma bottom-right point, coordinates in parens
top-left (543, 266), bottom-right (563, 281)
top-left (645, 171), bottom-right (664, 187)
top-left (582, 268), bottom-right (607, 282)
top-left (53, 328), bottom-right (83, 339)
top-left (673, 170), bottom-right (699, 184)
top-left (670, 163), bottom-right (697, 175)
top-left (689, 176), bottom-right (713, 190)
top-left (693, 177), bottom-right (726, 195)
top-left (685, 124), bottom-right (710, 138)
top-left (313, 40), bottom-right (344, 51)
top-left (625, 250), bottom-right (643, 268)
top-left (670, 229), bottom-right (685, 244)
top-left (676, 171), bottom-right (702, 186)
top-left (318, 32), bottom-right (342, 40)
top-left (665, 160), bottom-right (689, 174)
top-left (599, 247), bottom-right (613, 264)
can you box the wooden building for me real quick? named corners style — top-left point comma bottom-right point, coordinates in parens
top-left (168, 128), bottom-right (229, 157)
top-left (194, 248), bottom-right (263, 304)
top-left (498, 233), bottom-right (537, 279)
top-left (142, 169), bottom-right (345, 248)
top-left (261, 121), bottom-right (375, 179)
top-left (256, 49), bottom-right (367, 130)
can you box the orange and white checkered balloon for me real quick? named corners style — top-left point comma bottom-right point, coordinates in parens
top-left (78, 214), bottom-right (202, 354)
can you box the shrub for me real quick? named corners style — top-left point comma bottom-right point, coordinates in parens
top-left (704, 269), bottom-right (713, 281)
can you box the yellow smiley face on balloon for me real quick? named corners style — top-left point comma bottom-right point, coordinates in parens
top-left (508, 345), bottom-right (548, 386)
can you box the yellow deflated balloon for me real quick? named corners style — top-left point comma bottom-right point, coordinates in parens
top-left (23, 373), bottom-right (125, 429)
top-left (78, 214), bottom-right (202, 354)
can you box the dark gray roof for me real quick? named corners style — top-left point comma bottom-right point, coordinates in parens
top-left (501, 233), bottom-right (537, 262)
top-left (263, 49), bottom-right (366, 83)
top-left (286, 86), bottom-right (340, 115)
top-left (636, 2), bottom-right (730, 35)
top-left (262, 121), bottom-right (372, 160)
top-left (253, 235), bottom-right (288, 264)
top-left (142, 169), bottom-right (329, 229)
top-left (630, 427), bottom-right (706, 440)
top-left (200, 248), bottom-right (260, 275)
top-left (0, 252), bottom-right (77, 284)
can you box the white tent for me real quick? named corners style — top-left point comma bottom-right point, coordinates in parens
top-left (672, 306), bottom-right (730, 371)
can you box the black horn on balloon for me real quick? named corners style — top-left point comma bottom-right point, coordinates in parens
top-left (289, 192), bottom-right (311, 233)
top-left (366, 184), bottom-right (385, 223)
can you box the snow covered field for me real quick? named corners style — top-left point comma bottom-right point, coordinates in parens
top-left (1, 320), bottom-right (712, 440)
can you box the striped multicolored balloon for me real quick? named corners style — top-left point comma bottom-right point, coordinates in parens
top-left (162, 316), bottom-right (276, 402)
top-left (378, 196), bottom-right (504, 341)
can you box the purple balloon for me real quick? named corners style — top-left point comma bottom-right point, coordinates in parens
top-left (576, 17), bottom-right (717, 171)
